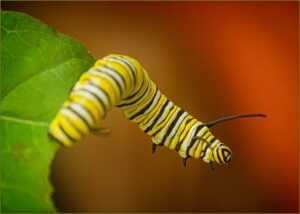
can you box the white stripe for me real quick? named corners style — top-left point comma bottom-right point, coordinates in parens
top-left (88, 69), bottom-right (122, 93)
top-left (104, 57), bottom-right (135, 83)
top-left (115, 56), bottom-right (137, 73)
top-left (158, 108), bottom-right (181, 138)
top-left (61, 108), bottom-right (81, 122)
top-left (97, 66), bottom-right (126, 90)
top-left (125, 81), bottom-right (153, 113)
top-left (87, 70), bottom-right (120, 98)
top-left (89, 78), bottom-right (117, 101)
top-left (60, 108), bottom-right (89, 134)
top-left (55, 124), bottom-right (72, 145)
top-left (138, 90), bottom-right (164, 127)
top-left (80, 84), bottom-right (110, 109)
top-left (168, 111), bottom-right (189, 139)
top-left (202, 135), bottom-right (214, 160)
top-left (211, 139), bottom-right (219, 148)
top-left (70, 102), bottom-right (94, 127)
top-left (69, 90), bottom-right (105, 117)
top-left (140, 99), bottom-right (167, 130)
top-left (179, 122), bottom-right (200, 157)
top-left (135, 89), bottom-right (161, 121)
top-left (119, 79), bottom-right (151, 108)
top-left (73, 81), bottom-right (83, 90)
top-left (203, 148), bottom-right (212, 163)
top-left (105, 56), bottom-right (137, 74)
top-left (147, 101), bottom-right (173, 131)
top-left (189, 126), bottom-right (209, 155)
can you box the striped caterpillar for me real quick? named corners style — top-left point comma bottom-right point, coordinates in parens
top-left (48, 54), bottom-right (266, 168)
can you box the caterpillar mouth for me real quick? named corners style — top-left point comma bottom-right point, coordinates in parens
top-left (225, 154), bottom-right (232, 163)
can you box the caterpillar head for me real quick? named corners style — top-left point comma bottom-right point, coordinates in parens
top-left (212, 143), bottom-right (232, 164)
top-left (200, 113), bottom-right (266, 166)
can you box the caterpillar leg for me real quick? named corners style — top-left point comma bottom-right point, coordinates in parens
top-left (182, 157), bottom-right (187, 167)
top-left (209, 162), bottom-right (215, 170)
top-left (91, 127), bottom-right (111, 136)
top-left (152, 143), bottom-right (157, 154)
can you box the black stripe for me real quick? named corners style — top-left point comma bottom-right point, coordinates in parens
top-left (103, 65), bottom-right (127, 90)
top-left (186, 124), bottom-right (205, 156)
top-left (213, 146), bottom-right (221, 163)
top-left (199, 131), bottom-right (209, 157)
top-left (221, 148), bottom-right (231, 163)
top-left (216, 144), bottom-right (224, 163)
top-left (71, 100), bottom-right (98, 125)
top-left (93, 68), bottom-right (123, 97)
top-left (121, 74), bottom-right (145, 101)
top-left (150, 105), bottom-right (176, 138)
top-left (58, 121), bottom-right (76, 143)
top-left (128, 87), bottom-right (158, 120)
top-left (108, 56), bottom-right (137, 85)
top-left (168, 113), bottom-right (188, 141)
top-left (62, 113), bottom-right (84, 137)
top-left (80, 88), bottom-right (107, 115)
top-left (87, 80), bottom-right (112, 109)
top-left (112, 56), bottom-right (137, 85)
top-left (175, 118), bottom-right (194, 152)
top-left (201, 137), bottom-right (216, 158)
top-left (67, 106), bottom-right (92, 130)
top-left (137, 94), bottom-right (164, 125)
top-left (144, 100), bottom-right (170, 133)
top-left (160, 109), bottom-right (185, 145)
top-left (116, 80), bottom-right (150, 108)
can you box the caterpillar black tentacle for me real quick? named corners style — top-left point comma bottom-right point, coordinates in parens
top-left (49, 54), bottom-right (267, 167)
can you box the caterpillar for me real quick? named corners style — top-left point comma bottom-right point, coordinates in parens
top-left (48, 54), bottom-right (266, 168)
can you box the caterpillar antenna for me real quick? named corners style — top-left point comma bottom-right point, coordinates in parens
top-left (203, 113), bottom-right (267, 128)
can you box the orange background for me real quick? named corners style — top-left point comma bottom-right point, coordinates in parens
top-left (2, 1), bottom-right (298, 212)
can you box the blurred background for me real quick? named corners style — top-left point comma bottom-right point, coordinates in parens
top-left (2, 2), bottom-right (298, 213)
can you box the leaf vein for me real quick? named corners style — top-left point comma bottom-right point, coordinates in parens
top-left (0, 115), bottom-right (49, 127)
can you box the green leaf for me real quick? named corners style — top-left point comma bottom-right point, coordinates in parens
top-left (1, 11), bottom-right (95, 212)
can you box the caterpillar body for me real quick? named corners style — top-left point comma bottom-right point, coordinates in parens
top-left (49, 54), bottom-right (266, 168)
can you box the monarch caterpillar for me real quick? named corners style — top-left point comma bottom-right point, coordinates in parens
top-left (48, 54), bottom-right (266, 168)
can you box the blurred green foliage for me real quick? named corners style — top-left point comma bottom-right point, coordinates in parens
top-left (1, 11), bottom-right (94, 212)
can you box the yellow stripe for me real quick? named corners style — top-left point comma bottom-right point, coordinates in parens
top-left (178, 120), bottom-right (198, 156)
top-left (189, 126), bottom-right (209, 157)
top-left (213, 148), bottom-right (221, 164)
top-left (125, 81), bottom-right (154, 114)
top-left (148, 105), bottom-right (178, 136)
top-left (126, 83), bottom-right (154, 116)
top-left (106, 61), bottom-right (134, 92)
top-left (70, 95), bottom-right (100, 126)
top-left (60, 109), bottom-right (89, 135)
top-left (57, 114), bottom-right (82, 141)
top-left (86, 72), bottom-right (122, 100)
top-left (117, 71), bottom-right (148, 108)
top-left (139, 94), bottom-right (165, 127)
top-left (218, 145), bottom-right (225, 163)
top-left (79, 72), bottom-right (118, 107)
top-left (194, 131), bottom-right (211, 158)
top-left (168, 115), bottom-right (194, 150)
top-left (179, 119), bottom-right (197, 143)
top-left (128, 84), bottom-right (157, 122)
top-left (70, 90), bottom-right (106, 118)
top-left (94, 59), bottom-right (133, 95)
top-left (109, 54), bottom-right (144, 84)
top-left (49, 119), bottom-right (73, 147)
